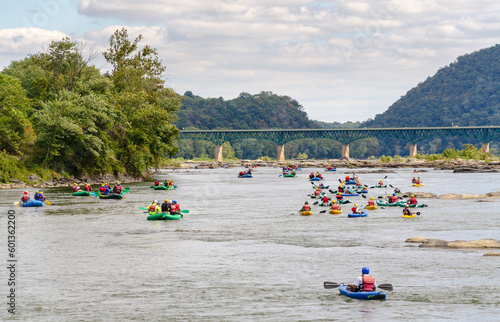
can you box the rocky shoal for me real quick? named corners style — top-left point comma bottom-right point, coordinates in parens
top-left (405, 237), bottom-right (500, 256)
top-left (0, 174), bottom-right (143, 190)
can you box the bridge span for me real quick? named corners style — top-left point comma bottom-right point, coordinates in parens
top-left (179, 127), bottom-right (500, 162)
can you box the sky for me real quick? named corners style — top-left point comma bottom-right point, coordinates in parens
top-left (1, 0), bottom-right (500, 123)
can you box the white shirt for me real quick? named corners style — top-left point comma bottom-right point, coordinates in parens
top-left (354, 274), bottom-right (377, 289)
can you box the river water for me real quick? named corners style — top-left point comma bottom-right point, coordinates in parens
top-left (0, 167), bottom-right (499, 321)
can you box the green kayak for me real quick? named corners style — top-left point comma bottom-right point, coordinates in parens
top-left (374, 185), bottom-right (388, 188)
top-left (319, 201), bottom-right (333, 207)
top-left (99, 193), bottom-right (123, 200)
top-left (283, 173), bottom-right (297, 177)
top-left (336, 199), bottom-right (350, 204)
top-left (71, 191), bottom-right (92, 196)
top-left (376, 200), bottom-right (400, 207)
top-left (147, 212), bottom-right (183, 220)
top-left (150, 185), bottom-right (175, 190)
top-left (399, 203), bottom-right (425, 208)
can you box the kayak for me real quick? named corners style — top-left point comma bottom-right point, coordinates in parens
top-left (342, 193), bottom-right (359, 197)
top-left (358, 189), bottom-right (368, 193)
top-left (312, 185), bottom-right (329, 189)
top-left (309, 177), bottom-right (323, 181)
top-left (300, 211), bottom-right (313, 216)
top-left (413, 183), bottom-right (424, 187)
top-left (238, 174), bottom-right (253, 178)
top-left (348, 212), bottom-right (368, 218)
top-left (364, 205), bottom-right (378, 210)
top-left (319, 201), bottom-right (333, 207)
top-left (71, 191), bottom-right (92, 196)
top-left (329, 209), bottom-right (342, 215)
top-left (21, 200), bottom-right (44, 207)
top-left (283, 173), bottom-right (297, 177)
top-left (99, 193), bottom-right (123, 200)
top-left (374, 185), bottom-right (387, 188)
top-left (337, 199), bottom-right (350, 204)
top-left (338, 283), bottom-right (386, 300)
top-left (402, 214), bottom-right (416, 218)
top-left (377, 200), bottom-right (400, 207)
top-left (147, 212), bottom-right (183, 220)
top-left (310, 194), bottom-right (325, 199)
top-left (399, 203), bottom-right (425, 208)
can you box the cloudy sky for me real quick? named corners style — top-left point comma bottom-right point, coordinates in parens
top-left (1, 1), bottom-right (500, 122)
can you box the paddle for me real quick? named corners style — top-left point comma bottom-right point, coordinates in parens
top-left (319, 210), bottom-right (327, 213)
top-left (14, 201), bottom-right (20, 206)
top-left (361, 194), bottom-right (366, 198)
top-left (44, 200), bottom-right (51, 205)
top-left (389, 184), bottom-right (394, 188)
top-left (369, 186), bottom-right (375, 188)
top-left (324, 281), bottom-right (393, 291)
top-left (384, 175), bottom-right (388, 179)
top-left (313, 201), bottom-right (319, 205)
top-left (180, 209), bottom-right (189, 213)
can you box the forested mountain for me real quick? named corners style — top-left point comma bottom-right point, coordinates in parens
top-left (177, 91), bottom-right (316, 130)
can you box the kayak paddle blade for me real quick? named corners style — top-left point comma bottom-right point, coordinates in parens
top-left (324, 282), bottom-right (340, 289)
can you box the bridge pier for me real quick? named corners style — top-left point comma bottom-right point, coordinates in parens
top-left (215, 145), bottom-right (223, 162)
top-left (409, 144), bottom-right (417, 157)
top-left (341, 144), bottom-right (349, 159)
top-left (277, 145), bottom-right (285, 161)
top-left (482, 142), bottom-right (490, 153)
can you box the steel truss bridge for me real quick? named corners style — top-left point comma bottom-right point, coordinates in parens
top-left (179, 126), bottom-right (500, 161)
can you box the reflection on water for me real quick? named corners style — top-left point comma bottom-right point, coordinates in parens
top-left (0, 167), bottom-right (499, 321)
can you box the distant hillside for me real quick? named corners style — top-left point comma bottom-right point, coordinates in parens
top-left (177, 91), bottom-right (317, 130)
top-left (365, 44), bottom-right (500, 127)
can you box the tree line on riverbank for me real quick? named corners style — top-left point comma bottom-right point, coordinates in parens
top-left (0, 28), bottom-right (180, 183)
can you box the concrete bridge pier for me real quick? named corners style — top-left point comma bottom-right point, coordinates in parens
top-left (341, 144), bottom-right (349, 159)
top-left (409, 144), bottom-right (417, 157)
top-left (215, 145), bottom-right (223, 162)
top-left (482, 142), bottom-right (490, 153)
top-left (277, 145), bottom-right (285, 162)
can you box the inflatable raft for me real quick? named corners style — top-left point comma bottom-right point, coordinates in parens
top-left (338, 283), bottom-right (386, 300)
top-left (325, 167), bottom-right (336, 171)
top-left (147, 212), bottom-right (183, 220)
top-left (413, 183), bottom-right (424, 187)
top-left (345, 180), bottom-right (357, 185)
top-left (348, 212), bottom-right (367, 218)
top-left (71, 191), bottom-right (92, 196)
top-left (21, 200), bottom-right (44, 207)
top-left (402, 214), bottom-right (416, 218)
top-left (99, 193), bottom-right (123, 200)
top-left (364, 205), bottom-right (378, 210)
top-left (399, 203), bottom-right (425, 208)
top-left (312, 185), bottom-right (329, 189)
top-left (238, 174), bottom-right (253, 178)
top-left (329, 209), bottom-right (342, 215)
top-left (283, 173), bottom-right (297, 177)
top-left (309, 177), bottom-right (323, 181)
top-left (341, 192), bottom-right (359, 197)
top-left (151, 185), bottom-right (174, 190)
top-left (300, 211), bottom-right (313, 216)
top-left (376, 200), bottom-right (400, 207)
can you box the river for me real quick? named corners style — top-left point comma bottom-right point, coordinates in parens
top-left (1, 167), bottom-right (499, 321)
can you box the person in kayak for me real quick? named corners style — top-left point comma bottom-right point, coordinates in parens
top-left (321, 195), bottom-right (329, 204)
top-left (393, 187), bottom-right (401, 194)
top-left (112, 182), bottom-right (122, 194)
top-left (313, 188), bottom-right (322, 197)
top-left (71, 183), bottom-right (80, 192)
top-left (173, 200), bottom-right (180, 213)
top-left (148, 200), bottom-right (160, 215)
top-left (388, 194), bottom-right (398, 204)
top-left (378, 180), bottom-right (384, 186)
top-left (336, 193), bottom-right (344, 202)
top-left (350, 267), bottom-right (377, 292)
top-left (161, 199), bottom-right (170, 213)
top-left (403, 206), bottom-right (412, 216)
top-left (367, 197), bottom-right (375, 206)
top-left (154, 179), bottom-right (160, 186)
top-left (301, 201), bottom-right (311, 212)
top-left (83, 184), bottom-right (92, 192)
top-left (345, 175), bottom-right (350, 182)
top-left (351, 203), bottom-right (360, 214)
top-left (34, 190), bottom-right (43, 201)
top-left (408, 194), bottom-right (418, 205)
top-left (330, 201), bottom-right (341, 211)
top-left (20, 191), bottom-right (30, 204)
top-left (309, 173), bottom-right (314, 179)
top-left (337, 184), bottom-right (344, 193)
top-left (412, 177), bottom-right (417, 183)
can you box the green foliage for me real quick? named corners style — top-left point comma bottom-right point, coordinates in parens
top-left (378, 155), bottom-right (392, 163)
top-left (0, 73), bottom-right (35, 154)
top-left (297, 152), bottom-right (308, 159)
top-left (222, 141), bottom-right (236, 160)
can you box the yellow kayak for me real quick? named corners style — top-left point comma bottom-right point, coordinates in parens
top-left (402, 214), bottom-right (416, 218)
top-left (300, 211), bottom-right (313, 216)
top-left (329, 209), bottom-right (343, 215)
top-left (413, 183), bottom-right (424, 187)
top-left (365, 205), bottom-right (378, 210)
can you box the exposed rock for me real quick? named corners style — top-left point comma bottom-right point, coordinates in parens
top-left (476, 199), bottom-right (494, 202)
top-left (486, 191), bottom-right (500, 197)
top-left (437, 192), bottom-right (500, 199)
top-left (405, 236), bottom-right (429, 243)
top-left (406, 237), bottom-right (500, 249)
top-left (10, 178), bottom-right (23, 183)
top-left (483, 252), bottom-right (500, 256)
top-left (453, 167), bottom-right (500, 173)
top-left (403, 192), bottom-right (438, 198)
top-left (43, 181), bottom-right (55, 186)
top-left (27, 174), bottom-right (40, 181)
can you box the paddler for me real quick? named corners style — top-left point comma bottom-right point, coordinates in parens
top-left (20, 191), bottom-right (30, 204)
top-left (112, 182), bottom-right (122, 194)
top-left (300, 201), bottom-right (311, 212)
top-left (148, 200), bottom-right (160, 215)
top-left (322, 195), bottom-right (329, 205)
top-left (348, 267), bottom-right (377, 292)
top-left (408, 194), bottom-right (418, 205)
top-left (154, 179), bottom-right (160, 186)
top-left (388, 194), bottom-right (398, 204)
top-left (71, 183), bottom-right (80, 192)
top-left (330, 201), bottom-right (341, 211)
top-left (313, 188), bottom-right (321, 197)
top-left (378, 180), bottom-right (384, 186)
top-left (173, 200), bottom-right (180, 213)
top-left (351, 203), bottom-right (360, 214)
top-left (336, 193), bottom-right (344, 202)
top-left (403, 206), bottom-right (412, 216)
top-left (83, 184), bottom-right (92, 192)
top-left (34, 190), bottom-right (43, 201)
top-left (367, 197), bottom-right (375, 206)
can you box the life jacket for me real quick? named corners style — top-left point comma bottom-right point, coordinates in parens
top-left (351, 207), bottom-right (357, 213)
top-left (345, 176), bottom-right (349, 181)
top-left (149, 204), bottom-right (157, 213)
top-left (362, 275), bottom-right (375, 291)
top-left (309, 173), bottom-right (314, 178)
top-left (332, 204), bottom-right (339, 210)
top-left (154, 180), bottom-right (159, 186)
top-left (72, 185), bottom-right (78, 192)
top-left (410, 198), bottom-right (417, 205)
top-left (338, 187), bottom-right (344, 192)
top-left (322, 197), bottom-right (329, 203)
top-left (83, 185), bottom-right (90, 191)
top-left (170, 204), bottom-right (177, 213)
top-left (336, 195), bottom-right (342, 200)
top-left (389, 196), bottom-right (397, 203)
top-left (368, 200), bottom-right (374, 206)
top-left (314, 190), bottom-right (320, 196)
top-left (22, 194), bottom-right (30, 202)
top-left (175, 204), bottom-right (180, 211)
top-left (100, 186), bottom-right (105, 193)
top-left (113, 186), bottom-right (122, 193)
top-left (34, 193), bottom-right (42, 200)
top-left (303, 204), bottom-right (310, 211)
top-left (403, 209), bottom-right (411, 215)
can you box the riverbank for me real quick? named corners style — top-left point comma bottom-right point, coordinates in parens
top-left (166, 158), bottom-right (500, 172)
top-left (0, 173), bottom-right (144, 190)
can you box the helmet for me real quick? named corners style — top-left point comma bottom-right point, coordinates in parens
top-left (116, 181), bottom-right (119, 183)
top-left (362, 267), bottom-right (369, 274)
top-left (154, 200), bottom-right (158, 203)
top-left (305, 201), bottom-right (309, 204)
top-left (370, 197), bottom-right (373, 200)
top-left (74, 183), bottom-right (77, 185)
top-left (332, 200), bottom-right (336, 204)
top-left (164, 199), bottom-right (168, 202)
top-left (354, 203), bottom-right (357, 206)
top-left (36, 190), bottom-right (39, 193)
top-left (40, 192), bottom-right (43, 194)
top-left (173, 201), bottom-right (177, 204)
top-left (411, 194), bottom-right (415, 197)
top-left (393, 194), bottom-right (396, 196)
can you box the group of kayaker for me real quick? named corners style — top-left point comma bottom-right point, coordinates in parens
top-left (147, 199), bottom-right (182, 215)
top-left (20, 190), bottom-right (46, 204)
top-left (412, 177), bottom-right (423, 184)
top-left (309, 172), bottom-right (323, 179)
top-left (153, 179), bottom-right (175, 187)
top-left (239, 169), bottom-right (252, 176)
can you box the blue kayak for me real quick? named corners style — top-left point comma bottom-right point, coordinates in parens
top-left (341, 193), bottom-right (359, 197)
top-left (348, 212), bottom-right (367, 218)
top-left (309, 177), bottom-right (323, 181)
top-left (345, 180), bottom-right (357, 185)
top-left (21, 200), bottom-right (44, 207)
top-left (338, 283), bottom-right (386, 300)
top-left (238, 174), bottom-right (253, 178)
